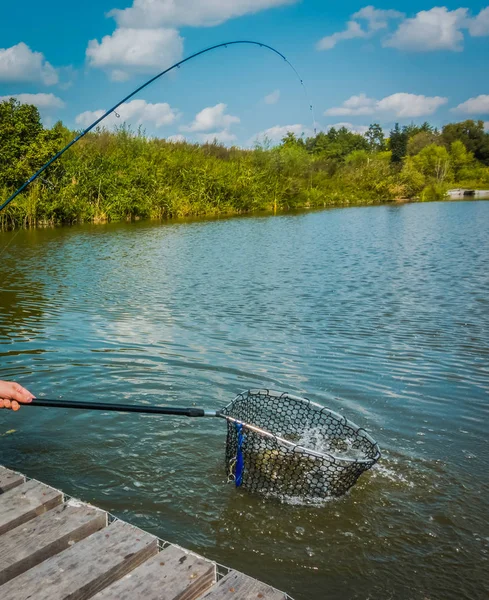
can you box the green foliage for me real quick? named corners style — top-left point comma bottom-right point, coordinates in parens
top-left (281, 132), bottom-right (305, 148)
top-left (407, 131), bottom-right (441, 155)
top-left (421, 182), bottom-right (449, 202)
top-left (1, 97), bottom-right (489, 229)
top-left (449, 140), bottom-right (474, 180)
top-left (305, 127), bottom-right (369, 159)
top-left (403, 121), bottom-right (436, 138)
top-left (412, 144), bottom-right (452, 181)
top-left (442, 120), bottom-right (489, 165)
top-left (389, 123), bottom-right (408, 163)
top-left (400, 157), bottom-right (425, 198)
top-left (365, 123), bottom-right (385, 152)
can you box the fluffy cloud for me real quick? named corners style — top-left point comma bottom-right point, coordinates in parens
top-left (75, 100), bottom-right (179, 130)
top-left (181, 103), bottom-right (240, 132)
top-left (317, 6), bottom-right (404, 50)
top-left (0, 42), bottom-right (58, 85)
top-left (108, 0), bottom-right (297, 29)
top-left (384, 7), bottom-right (468, 51)
top-left (264, 89), bottom-right (280, 104)
top-left (325, 93), bottom-right (376, 116)
top-left (376, 93), bottom-right (448, 116)
top-left (325, 92), bottom-right (448, 118)
top-left (453, 94), bottom-right (489, 114)
top-left (467, 7), bottom-right (489, 36)
top-left (167, 134), bottom-right (186, 143)
top-left (86, 27), bottom-right (183, 79)
top-left (91, 0), bottom-right (296, 80)
top-left (0, 93), bottom-right (65, 109)
top-left (250, 124), bottom-right (313, 145)
top-left (317, 6), bottom-right (489, 53)
top-left (317, 21), bottom-right (368, 50)
top-left (352, 6), bottom-right (405, 31)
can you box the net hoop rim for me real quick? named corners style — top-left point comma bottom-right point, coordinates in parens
top-left (221, 388), bottom-right (381, 465)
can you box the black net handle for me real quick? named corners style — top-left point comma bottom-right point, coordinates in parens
top-left (25, 398), bottom-right (221, 418)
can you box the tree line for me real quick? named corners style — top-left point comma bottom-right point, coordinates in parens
top-left (1, 97), bottom-right (488, 229)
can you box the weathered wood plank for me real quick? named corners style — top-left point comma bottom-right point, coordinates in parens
top-left (0, 479), bottom-right (62, 536)
top-left (91, 544), bottom-right (216, 600)
top-left (0, 519), bottom-right (158, 600)
top-left (0, 467), bottom-right (25, 494)
top-left (199, 571), bottom-right (287, 600)
top-left (0, 500), bottom-right (107, 585)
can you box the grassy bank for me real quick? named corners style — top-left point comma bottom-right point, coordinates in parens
top-left (1, 99), bottom-right (489, 230)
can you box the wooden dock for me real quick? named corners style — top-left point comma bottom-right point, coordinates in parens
top-left (0, 466), bottom-right (291, 600)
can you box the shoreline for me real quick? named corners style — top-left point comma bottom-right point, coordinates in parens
top-left (1, 195), bottom-right (488, 232)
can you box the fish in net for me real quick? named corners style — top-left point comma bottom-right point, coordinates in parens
top-left (221, 389), bottom-right (381, 500)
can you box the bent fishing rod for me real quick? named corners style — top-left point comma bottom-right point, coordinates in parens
top-left (0, 40), bottom-right (315, 214)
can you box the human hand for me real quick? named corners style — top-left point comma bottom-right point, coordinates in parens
top-left (0, 381), bottom-right (35, 411)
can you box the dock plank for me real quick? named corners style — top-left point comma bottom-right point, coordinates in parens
top-left (0, 467), bottom-right (24, 494)
top-left (0, 500), bottom-right (107, 585)
top-left (91, 544), bottom-right (216, 600)
top-left (200, 571), bottom-right (287, 600)
top-left (0, 479), bottom-right (62, 536)
top-left (0, 519), bottom-right (158, 600)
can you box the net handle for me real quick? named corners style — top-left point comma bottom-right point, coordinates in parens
top-left (24, 398), bottom-right (220, 418)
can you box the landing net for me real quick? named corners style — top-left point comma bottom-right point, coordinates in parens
top-left (221, 389), bottom-right (381, 500)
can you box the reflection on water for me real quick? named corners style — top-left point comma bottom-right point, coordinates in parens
top-left (1, 201), bottom-right (488, 600)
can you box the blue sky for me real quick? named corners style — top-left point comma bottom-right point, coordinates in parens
top-left (0, 1), bottom-right (488, 146)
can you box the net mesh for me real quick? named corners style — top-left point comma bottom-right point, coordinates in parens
top-left (221, 389), bottom-right (381, 500)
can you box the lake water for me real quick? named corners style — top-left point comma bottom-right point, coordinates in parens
top-left (1, 201), bottom-right (488, 599)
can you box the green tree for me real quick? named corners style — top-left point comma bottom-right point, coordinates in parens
top-left (0, 98), bottom-right (44, 188)
top-left (365, 123), bottom-right (385, 151)
top-left (389, 123), bottom-right (408, 163)
top-left (442, 120), bottom-right (489, 165)
top-left (281, 132), bottom-right (305, 148)
top-left (449, 140), bottom-right (473, 180)
top-left (407, 131), bottom-right (441, 155)
top-left (403, 121), bottom-right (434, 138)
top-left (412, 144), bottom-right (452, 182)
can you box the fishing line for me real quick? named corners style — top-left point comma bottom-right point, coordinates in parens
top-left (0, 40), bottom-right (315, 214)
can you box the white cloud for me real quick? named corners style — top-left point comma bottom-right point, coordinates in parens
top-left (325, 93), bottom-right (376, 116)
top-left (0, 42), bottom-right (58, 85)
top-left (0, 93), bottom-right (65, 110)
top-left (467, 7), bottom-right (489, 36)
top-left (325, 92), bottom-right (447, 118)
top-left (108, 0), bottom-right (297, 29)
top-left (317, 6), bottom-right (489, 53)
top-left (377, 93), bottom-right (448, 117)
top-left (352, 6), bottom-right (405, 32)
top-left (453, 94), bottom-right (489, 115)
top-left (196, 130), bottom-right (238, 144)
top-left (317, 21), bottom-right (368, 50)
top-left (181, 103), bottom-right (240, 132)
top-left (167, 134), bottom-right (186, 143)
top-left (384, 7), bottom-right (468, 51)
top-left (86, 27), bottom-right (183, 79)
top-left (75, 110), bottom-right (106, 129)
top-left (317, 6), bottom-right (404, 50)
top-left (75, 100), bottom-right (179, 130)
top-left (251, 124), bottom-right (312, 145)
top-left (484, 121), bottom-right (489, 132)
top-left (111, 69), bottom-right (130, 82)
top-left (264, 89), bottom-right (280, 104)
